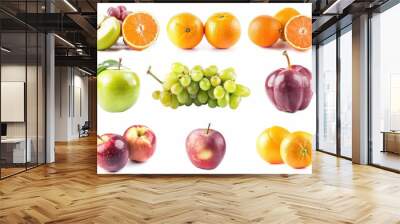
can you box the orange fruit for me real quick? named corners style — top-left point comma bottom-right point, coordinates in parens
top-left (280, 131), bottom-right (312, 169)
top-left (122, 12), bottom-right (159, 51)
top-left (256, 126), bottom-right (290, 164)
top-left (205, 12), bottom-right (241, 49)
top-left (274, 8), bottom-right (300, 40)
top-left (167, 13), bottom-right (204, 49)
top-left (284, 15), bottom-right (312, 51)
top-left (248, 15), bottom-right (282, 48)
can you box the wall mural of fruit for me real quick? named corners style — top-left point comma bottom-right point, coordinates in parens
top-left (205, 12), bottom-right (241, 49)
top-left (257, 126), bottom-right (312, 169)
top-left (166, 12), bottom-right (242, 50)
top-left (97, 6), bottom-right (159, 51)
top-left (122, 12), bottom-right (159, 50)
top-left (107, 5), bottom-right (131, 22)
top-left (265, 51), bottom-right (313, 113)
top-left (123, 125), bottom-right (157, 163)
top-left (167, 13), bottom-right (204, 49)
top-left (97, 3), bottom-right (314, 174)
top-left (97, 125), bottom-right (157, 172)
top-left (97, 5), bottom-right (129, 51)
top-left (248, 15), bottom-right (282, 48)
top-left (280, 131), bottom-right (312, 169)
top-left (274, 7), bottom-right (300, 41)
top-left (97, 16), bottom-right (121, 51)
top-left (99, 6), bottom-right (311, 51)
top-left (97, 59), bottom-right (140, 112)
top-left (256, 126), bottom-right (289, 164)
top-left (284, 15), bottom-right (312, 51)
top-left (186, 124), bottom-right (226, 170)
top-left (97, 134), bottom-right (129, 172)
top-left (147, 63), bottom-right (250, 109)
top-left (247, 7), bottom-right (311, 51)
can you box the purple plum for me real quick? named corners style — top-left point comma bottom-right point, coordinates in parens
top-left (265, 51), bottom-right (313, 113)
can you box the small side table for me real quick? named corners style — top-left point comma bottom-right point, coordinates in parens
top-left (381, 131), bottom-right (400, 154)
top-left (0, 138), bottom-right (32, 164)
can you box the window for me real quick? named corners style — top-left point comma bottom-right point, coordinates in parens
top-left (339, 28), bottom-right (352, 158)
top-left (370, 3), bottom-right (400, 171)
top-left (318, 36), bottom-right (337, 154)
top-left (0, 1), bottom-right (46, 179)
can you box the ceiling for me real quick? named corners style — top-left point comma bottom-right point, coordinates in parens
top-left (0, 0), bottom-right (394, 74)
top-left (0, 0), bottom-right (97, 74)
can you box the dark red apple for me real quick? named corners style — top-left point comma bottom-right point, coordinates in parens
top-left (265, 50), bottom-right (313, 113)
top-left (97, 134), bottom-right (129, 172)
top-left (123, 125), bottom-right (156, 162)
top-left (185, 125), bottom-right (226, 170)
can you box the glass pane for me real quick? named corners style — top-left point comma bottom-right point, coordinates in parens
top-left (340, 29), bottom-right (352, 158)
top-left (38, 32), bottom-right (45, 165)
top-left (1, 31), bottom-right (27, 177)
top-left (318, 37), bottom-right (337, 154)
top-left (26, 0), bottom-right (40, 169)
top-left (371, 4), bottom-right (400, 171)
top-left (27, 31), bottom-right (38, 169)
top-left (312, 45), bottom-right (317, 150)
top-left (0, 0), bottom-right (46, 178)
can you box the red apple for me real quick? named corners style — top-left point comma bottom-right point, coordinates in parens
top-left (97, 134), bottom-right (129, 172)
top-left (123, 125), bottom-right (156, 162)
top-left (185, 125), bottom-right (226, 170)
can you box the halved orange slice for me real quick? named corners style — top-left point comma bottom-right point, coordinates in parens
top-left (274, 7), bottom-right (300, 40)
top-left (284, 15), bottom-right (312, 51)
top-left (122, 12), bottom-right (159, 51)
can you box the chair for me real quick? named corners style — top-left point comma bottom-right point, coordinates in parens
top-left (79, 121), bottom-right (90, 138)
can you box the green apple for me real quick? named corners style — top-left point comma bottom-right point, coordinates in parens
top-left (98, 65), bottom-right (140, 112)
top-left (97, 16), bottom-right (120, 50)
top-left (97, 14), bottom-right (107, 28)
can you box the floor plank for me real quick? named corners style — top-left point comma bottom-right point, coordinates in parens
top-left (1, 135), bottom-right (400, 224)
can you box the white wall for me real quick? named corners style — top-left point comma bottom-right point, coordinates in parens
top-left (54, 67), bottom-right (89, 141)
top-left (78, 72), bottom-right (89, 139)
top-left (1, 65), bottom-right (26, 138)
top-left (1, 65), bottom-right (37, 138)
top-left (55, 66), bottom-right (69, 141)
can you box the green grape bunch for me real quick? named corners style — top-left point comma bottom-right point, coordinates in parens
top-left (147, 63), bottom-right (251, 109)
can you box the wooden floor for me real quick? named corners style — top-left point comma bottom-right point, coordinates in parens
top-left (1, 163), bottom-right (43, 178)
top-left (0, 167), bottom-right (26, 178)
top-left (373, 150), bottom-right (400, 171)
top-left (1, 136), bottom-right (400, 224)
